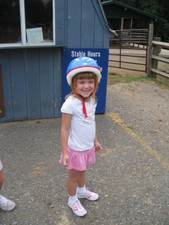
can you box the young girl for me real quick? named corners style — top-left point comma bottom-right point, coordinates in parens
top-left (0, 159), bottom-right (16, 211)
top-left (60, 56), bottom-right (102, 217)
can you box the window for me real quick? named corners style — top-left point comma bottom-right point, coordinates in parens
top-left (0, 0), bottom-right (55, 47)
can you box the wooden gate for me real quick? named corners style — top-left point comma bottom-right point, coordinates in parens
top-left (109, 29), bottom-right (149, 73)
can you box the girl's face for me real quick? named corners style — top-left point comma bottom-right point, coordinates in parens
top-left (76, 78), bottom-right (95, 98)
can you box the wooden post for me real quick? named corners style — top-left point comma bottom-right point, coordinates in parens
top-left (152, 44), bottom-right (161, 77)
top-left (0, 65), bottom-right (5, 117)
top-left (130, 19), bottom-right (133, 29)
top-left (147, 23), bottom-right (153, 77)
top-left (121, 17), bottom-right (124, 30)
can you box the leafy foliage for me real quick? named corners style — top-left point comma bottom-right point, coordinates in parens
top-left (118, 0), bottom-right (169, 41)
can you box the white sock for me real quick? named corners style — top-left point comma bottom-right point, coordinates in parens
top-left (68, 194), bottom-right (78, 204)
top-left (77, 186), bottom-right (86, 194)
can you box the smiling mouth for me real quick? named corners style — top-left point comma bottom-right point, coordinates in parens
top-left (82, 91), bottom-right (91, 94)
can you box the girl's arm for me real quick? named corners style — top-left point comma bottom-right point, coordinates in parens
top-left (61, 113), bottom-right (72, 166)
top-left (94, 123), bottom-right (102, 152)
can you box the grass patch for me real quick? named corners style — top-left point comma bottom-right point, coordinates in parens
top-left (108, 73), bottom-right (147, 85)
top-left (108, 73), bottom-right (169, 89)
top-left (151, 77), bottom-right (169, 89)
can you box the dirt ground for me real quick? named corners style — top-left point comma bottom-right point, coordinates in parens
top-left (0, 69), bottom-right (169, 224)
top-left (0, 45), bottom-right (168, 224)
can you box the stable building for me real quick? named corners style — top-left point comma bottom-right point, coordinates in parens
top-left (101, 0), bottom-right (166, 31)
top-left (0, 0), bottom-right (112, 122)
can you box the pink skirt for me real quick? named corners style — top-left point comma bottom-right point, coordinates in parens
top-left (0, 159), bottom-right (3, 171)
top-left (59, 147), bottom-right (95, 171)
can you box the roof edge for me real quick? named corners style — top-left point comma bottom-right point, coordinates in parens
top-left (102, 0), bottom-right (167, 23)
top-left (97, 0), bottom-right (118, 36)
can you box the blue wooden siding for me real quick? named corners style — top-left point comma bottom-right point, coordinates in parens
top-left (0, 0), bottom-right (111, 122)
top-left (55, 0), bottom-right (67, 46)
top-left (0, 0), bottom-right (111, 50)
top-left (25, 49), bottom-right (41, 119)
top-left (67, 0), bottom-right (111, 48)
top-left (0, 48), bottom-right (62, 122)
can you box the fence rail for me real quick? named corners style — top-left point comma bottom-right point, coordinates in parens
top-left (110, 29), bottom-right (148, 48)
top-left (108, 24), bottom-right (169, 81)
top-left (149, 41), bottom-right (169, 79)
top-left (109, 29), bottom-right (148, 73)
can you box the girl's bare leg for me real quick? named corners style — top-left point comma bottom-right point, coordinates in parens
top-left (77, 171), bottom-right (85, 188)
top-left (67, 170), bottom-right (86, 195)
top-left (67, 169), bottom-right (80, 196)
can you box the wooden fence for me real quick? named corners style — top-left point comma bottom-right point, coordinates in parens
top-left (109, 29), bottom-right (148, 73)
top-left (148, 40), bottom-right (169, 79)
top-left (108, 23), bottom-right (169, 81)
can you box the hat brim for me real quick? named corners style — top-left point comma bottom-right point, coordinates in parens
top-left (66, 66), bottom-right (101, 86)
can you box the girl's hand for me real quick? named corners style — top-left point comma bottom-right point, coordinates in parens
top-left (94, 140), bottom-right (102, 152)
top-left (62, 153), bottom-right (69, 167)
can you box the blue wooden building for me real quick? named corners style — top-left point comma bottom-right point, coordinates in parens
top-left (0, 0), bottom-right (112, 122)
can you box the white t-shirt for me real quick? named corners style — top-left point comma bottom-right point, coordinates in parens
top-left (61, 96), bottom-right (96, 151)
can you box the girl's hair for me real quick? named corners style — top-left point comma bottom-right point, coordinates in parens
top-left (66, 72), bottom-right (98, 101)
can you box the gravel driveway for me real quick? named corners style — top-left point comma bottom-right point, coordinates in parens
top-left (0, 80), bottom-right (169, 225)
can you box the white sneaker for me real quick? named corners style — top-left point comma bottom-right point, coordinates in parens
top-left (0, 195), bottom-right (16, 211)
top-left (77, 189), bottom-right (99, 201)
top-left (68, 199), bottom-right (87, 217)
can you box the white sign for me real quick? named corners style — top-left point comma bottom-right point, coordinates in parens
top-left (26, 27), bottom-right (43, 44)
